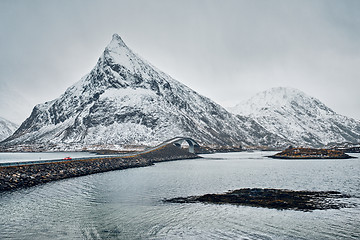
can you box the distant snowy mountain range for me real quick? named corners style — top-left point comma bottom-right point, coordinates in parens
top-left (2, 34), bottom-right (359, 150)
top-left (228, 87), bottom-right (360, 147)
top-left (0, 117), bottom-right (18, 141)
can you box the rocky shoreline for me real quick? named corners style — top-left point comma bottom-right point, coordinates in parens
top-left (0, 144), bottom-right (199, 191)
top-left (165, 188), bottom-right (354, 211)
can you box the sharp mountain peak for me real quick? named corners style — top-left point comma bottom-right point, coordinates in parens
top-left (3, 34), bottom-right (285, 149)
top-left (109, 33), bottom-right (127, 48)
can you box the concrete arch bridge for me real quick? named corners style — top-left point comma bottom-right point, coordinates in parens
top-left (144, 137), bottom-right (200, 154)
top-left (168, 137), bottom-right (200, 153)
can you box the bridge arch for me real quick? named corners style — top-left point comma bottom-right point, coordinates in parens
top-left (171, 137), bottom-right (200, 153)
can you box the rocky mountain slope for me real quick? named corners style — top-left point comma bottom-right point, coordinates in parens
top-left (0, 117), bottom-right (18, 141)
top-left (3, 34), bottom-right (285, 149)
top-left (229, 87), bottom-right (360, 147)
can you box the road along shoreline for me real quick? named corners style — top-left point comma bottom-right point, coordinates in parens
top-left (0, 144), bottom-right (199, 191)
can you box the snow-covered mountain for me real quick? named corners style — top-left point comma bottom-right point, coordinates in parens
top-left (0, 117), bottom-right (18, 141)
top-left (3, 34), bottom-right (285, 149)
top-left (229, 87), bottom-right (360, 147)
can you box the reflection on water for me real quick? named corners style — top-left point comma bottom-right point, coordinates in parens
top-left (0, 152), bottom-right (359, 239)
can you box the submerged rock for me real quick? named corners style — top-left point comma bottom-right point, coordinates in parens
top-left (164, 188), bottom-right (354, 211)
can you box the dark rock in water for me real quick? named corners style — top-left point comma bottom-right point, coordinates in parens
top-left (268, 148), bottom-right (356, 159)
top-left (164, 188), bottom-right (354, 211)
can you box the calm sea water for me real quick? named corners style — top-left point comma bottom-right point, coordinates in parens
top-left (0, 151), bottom-right (359, 239)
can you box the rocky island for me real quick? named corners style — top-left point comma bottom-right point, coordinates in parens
top-left (165, 188), bottom-right (353, 211)
top-left (268, 147), bottom-right (355, 159)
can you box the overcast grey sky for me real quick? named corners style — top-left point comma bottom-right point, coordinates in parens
top-left (1, 0), bottom-right (360, 124)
